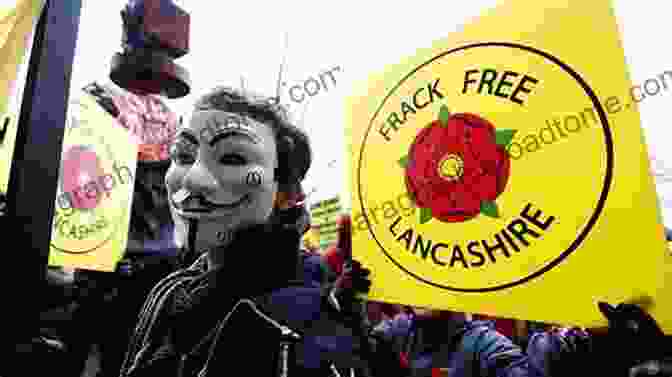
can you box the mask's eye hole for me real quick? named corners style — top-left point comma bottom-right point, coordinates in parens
top-left (172, 152), bottom-right (195, 165)
top-left (170, 142), bottom-right (197, 165)
top-left (219, 154), bottom-right (246, 165)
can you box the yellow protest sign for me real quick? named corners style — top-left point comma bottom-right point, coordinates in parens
top-left (48, 92), bottom-right (138, 272)
top-left (349, 0), bottom-right (672, 332)
top-left (310, 196), bottom-right (342, 248)
top-left (0, 0), bottom-right (45, 193)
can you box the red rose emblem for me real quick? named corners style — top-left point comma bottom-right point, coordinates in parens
top-left (400, 106), bottom-right (515, 223)
top-left (61, 145), bottom-right (106, 210)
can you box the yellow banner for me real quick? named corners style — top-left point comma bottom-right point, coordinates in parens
top-left (48, 92), bottom-right (138, 272)
top-left (0, 0), bottom-right (45, 193)
top-left (349, 0), bottom-right (672, 332)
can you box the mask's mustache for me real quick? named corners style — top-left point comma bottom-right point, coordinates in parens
top-left (171, 188), bottom-right (242, 207)
top-left (171, 188), bottom-right (190, 204)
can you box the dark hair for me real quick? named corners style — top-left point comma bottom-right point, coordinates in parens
top-left (192, 86), bottom-right (312, 190)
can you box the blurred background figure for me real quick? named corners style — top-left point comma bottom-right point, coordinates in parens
top-left (323, 214), bottom-right (352, 282)
top-left (57, 82), bottom-right (180, 377)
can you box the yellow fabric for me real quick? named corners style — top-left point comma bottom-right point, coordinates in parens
top-left (0, 0), bottom-right (45, 192)
top-left (348, 0), bottom-right (672, 333)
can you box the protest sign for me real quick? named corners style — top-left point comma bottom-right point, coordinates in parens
top-left (348, 0), bottom-right (672, 332)
top-left (0, 0), bottom-right (45, 193)
top-left (310, 196), bottom-right (342, 248)
top-left (48, 91), bottom-right (138, 272)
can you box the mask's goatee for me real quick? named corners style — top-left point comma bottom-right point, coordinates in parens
top-left (172, 188), bottom-right (190, 204)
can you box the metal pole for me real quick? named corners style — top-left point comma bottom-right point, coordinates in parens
top-left (2, 0), bottom-right (82, 363)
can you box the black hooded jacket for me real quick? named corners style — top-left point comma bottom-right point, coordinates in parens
top-left (119, 220), bottom-right (366, 377)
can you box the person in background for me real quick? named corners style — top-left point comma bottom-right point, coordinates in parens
top-left (349, 227), bottom-right (672, 376)
top-left (62, 160), bottom-right (180, 377)
top-left (366, 301), bottom-right (400, 331)
top-left (365, 295), bottom-right (670, 376)
top-left (278, 183), bottom-right (330, 288)
top-left (60, 83), bottom-right (181, 377)
top-left (471, 314), bottom-right (524, 346)
top-left (350, 227), bottom-right (672, 377)
top-left (323, 214), bottom-right (352, 282)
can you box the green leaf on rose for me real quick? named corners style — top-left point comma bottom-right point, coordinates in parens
top-left (420, 207), bottom-right (433, 224)
top-left (495, 129), bottom-right (517, 147)
top-left (398, 155), bottom-right (409, 168)
top-left (480, 201), bottom-right (499, 218)
top-left (439, 105), bottom-right (450, 127)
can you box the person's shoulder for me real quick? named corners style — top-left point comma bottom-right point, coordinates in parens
top-left (372, 313), bottom-right (414, 339)
top-left (462, 319), bottom-right (497, 334)
top-left (527, 327), bottom-right (591, 355)
top-left (253, 285), bottom-right (328, 333)
top-left (460, 320), bottom-right (518, 352)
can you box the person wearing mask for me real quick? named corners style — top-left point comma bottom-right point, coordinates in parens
top-left (119, 86), bottom-right (372, 377)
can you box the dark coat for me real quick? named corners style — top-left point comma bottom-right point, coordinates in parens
top-left (374, 314), bottom-right (593, 377)
top-left (119, 225), bottom-right (365, 377)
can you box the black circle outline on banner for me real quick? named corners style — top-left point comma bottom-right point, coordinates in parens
top-left (357, 42), bottom-right (614, 292)
top-left (51, 209), bottom-right (126, 255)
top-left (50, 134), bottom-right (127, 255)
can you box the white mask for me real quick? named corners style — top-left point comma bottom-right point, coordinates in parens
top-left (166, 110), bottom-right (278, 253)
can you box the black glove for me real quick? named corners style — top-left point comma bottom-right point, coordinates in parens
top-left (593, 301), bottom-right (668, 376)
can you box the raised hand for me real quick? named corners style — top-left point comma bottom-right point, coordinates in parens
top-left (596, 301), bottom-right (668, 375)
top-left (328, 260), bottom-right (371, 315)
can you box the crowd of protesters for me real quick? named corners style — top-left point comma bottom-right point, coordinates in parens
top-left (7, 83), bottom-right (670, 377)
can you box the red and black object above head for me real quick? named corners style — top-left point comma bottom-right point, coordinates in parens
top-left (83, 81), bottom-right (178, 164)
top-left (84, 81), bottom-right (175, 241)
top-left (110, 0), bottom-right (191, 99)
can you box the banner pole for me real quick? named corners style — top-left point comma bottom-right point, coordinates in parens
top-left (2, 0), bottom-right (82, 360)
